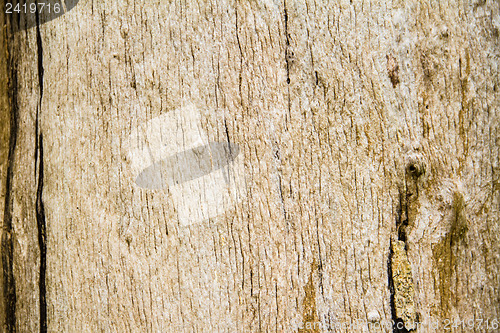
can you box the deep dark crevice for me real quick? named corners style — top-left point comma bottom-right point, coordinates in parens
top-left (35, 134), bottom-right (47, 333)
top-left (283, 1), bottom-right (291, 126)
top-left (2, 50), bottom-right (19, 333)
top-left (223, 119), bottom-right (232, 155)
top-left (35, 9), bottom-right (47, 333)
top-left (2, 7), bottom-right (22, 331)
top-left (388, 240), bottom-right (410, 333)
top-left (283, 4), bottom-right (290, 85)
top-left (388, 186), bottom-right (413, 333)
top-left (396, 187), bottom-right (409, 244)
top-left (35, 9), bottom-right (44, 100)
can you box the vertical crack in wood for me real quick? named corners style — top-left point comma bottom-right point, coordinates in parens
top-left (387, 240), bottom-right (402, 333)
top-left (35, 11), bottom-right (44, 100)
top-left (283, 1), bottom-right (291, 126)
top-left (234, 6), bottom-right (243, 105)
top-left (388, 186), bottom-right (416, 332)
top-left (283, 4), bottom-right (290, 85)
top-left (1, 33), bottom-right (18, 333)
top-left (396, 188), bottom-right (408, 243)
top-left (35, 134), bottom-right (47, 333)
top-left (34, 10), bottom-right (47, 333)
top-left (388, 239), bottom-right (414, 333)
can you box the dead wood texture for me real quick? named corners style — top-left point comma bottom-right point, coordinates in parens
top-left (1, 1), bottom-right (500, 332)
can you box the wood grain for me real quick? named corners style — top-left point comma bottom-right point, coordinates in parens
top-left (2, 1), bottom-right (499, 332)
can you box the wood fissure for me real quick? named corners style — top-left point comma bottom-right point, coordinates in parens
top-left (34, 10), bottom-right (47, 333)
top-left (1, 96), bottom-right (18, 333)
top-left (283, 4), bottom-right (291, 85)
top-left (35, 10), bottom-right (44, 104)
top-left (1, 10), bottom-right (18, 332)
top-left (389, 180), bottom-right (418, 332)
top-left (388, 240), bottom-right (408, 333)
top-left (35, 134), bottom-right (46, 333)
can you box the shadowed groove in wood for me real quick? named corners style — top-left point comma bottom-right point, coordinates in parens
top-left (1, 10), bottom-right (18, 331)
top-left (388, 240), bottom-right (400, 333)
top-left (34, 8), bottom-right (47, 333)
top-left (35, 134), bottom-right (47, 333)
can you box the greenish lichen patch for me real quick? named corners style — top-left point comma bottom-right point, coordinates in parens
top-left (432, 191), bottom-right (468, 318)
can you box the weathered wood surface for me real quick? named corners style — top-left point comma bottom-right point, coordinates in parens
top-left (1, 1), bottom-right (499, 332)
top-left (1, 6), bottom-right (11, 332)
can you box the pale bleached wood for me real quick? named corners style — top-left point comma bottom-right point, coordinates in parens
top-left (2, 1), bottom-right (499, 332)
